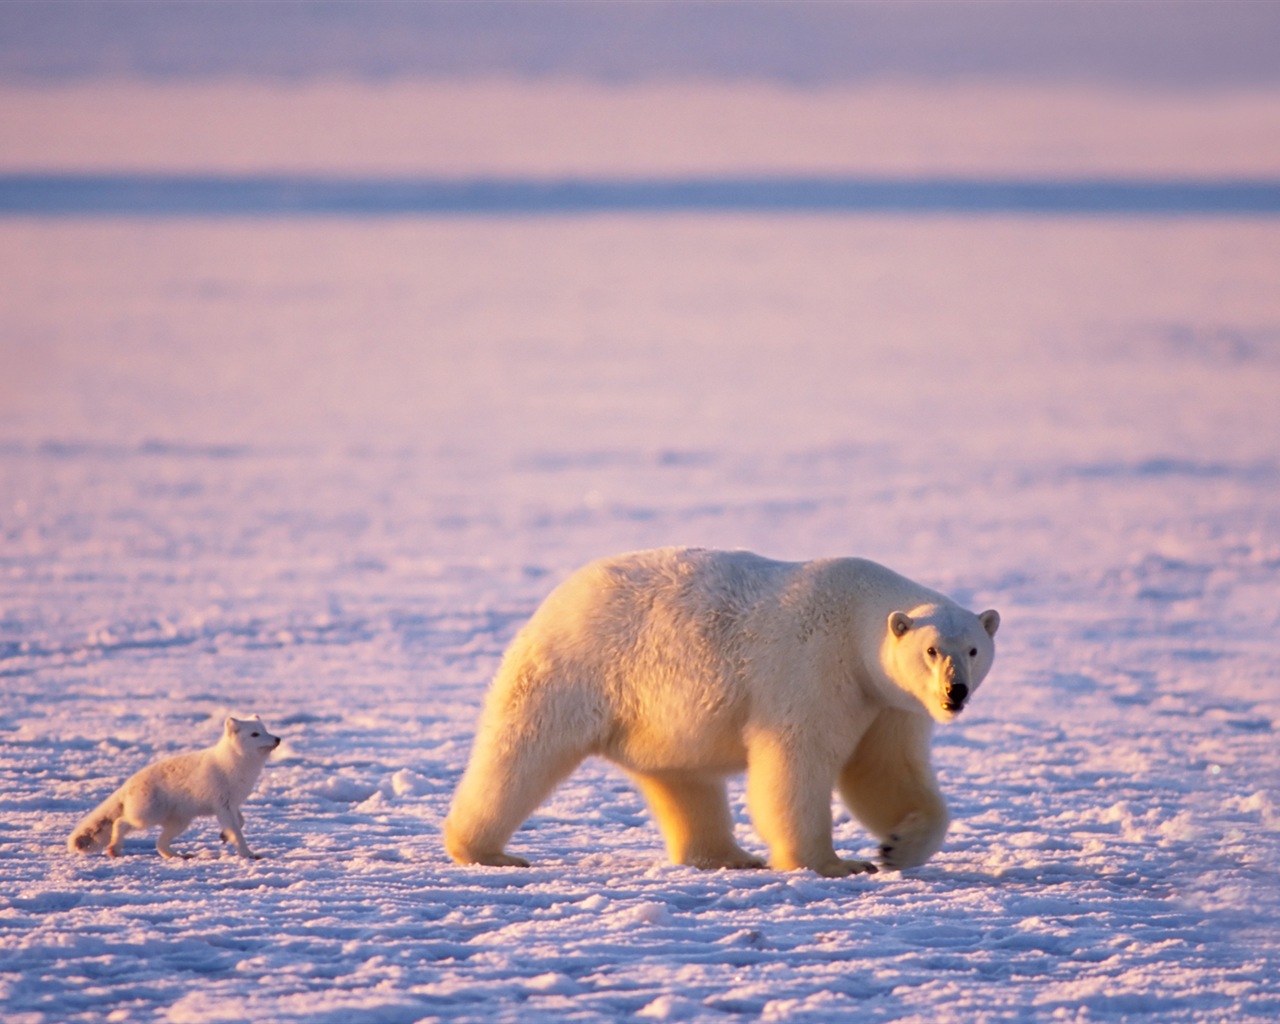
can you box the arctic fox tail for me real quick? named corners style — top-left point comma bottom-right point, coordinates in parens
top-left (67, 793), bottom-right (123, 855)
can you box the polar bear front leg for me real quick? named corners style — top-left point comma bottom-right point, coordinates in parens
top-left (745, 733), bottom-right (877, 878)
top-left (838, 709), bottom-right (949, 869)
top-left (630, 770), bottom-right (765, 870)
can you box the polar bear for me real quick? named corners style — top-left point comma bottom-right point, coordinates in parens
top-left (444, 547), bottom-right (999, 876)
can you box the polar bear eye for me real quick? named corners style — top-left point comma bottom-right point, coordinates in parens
top-left (926, 647), bottom-right (937, 658)
top-left (969, 648), bottom-right (978, 658)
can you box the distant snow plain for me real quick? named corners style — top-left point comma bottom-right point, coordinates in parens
top-left (1, 80), bottom-right (1278, 1022)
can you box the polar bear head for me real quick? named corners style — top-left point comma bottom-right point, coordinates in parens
top-left (883, 604), bottom-right (1000, 723)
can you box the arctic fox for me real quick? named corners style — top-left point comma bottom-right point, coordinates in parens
top-left (67, 715), bottom-right (280, 859)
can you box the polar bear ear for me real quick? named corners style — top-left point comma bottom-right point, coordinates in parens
top-left (889, 611), bottom-right (914, 638)
top-left (979, 609), bottom-right (1000, 637)
top-left (224, 716), bottom-right (238, 735)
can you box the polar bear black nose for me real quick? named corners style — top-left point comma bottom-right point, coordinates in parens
top-left (945, 683), bottom-right (969, 710)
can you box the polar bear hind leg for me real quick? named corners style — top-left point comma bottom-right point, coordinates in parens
top-left (629, 770), bottom-right (765, 870)
top-left (839, 709), bottom-right (949, 869)
top-left (444, 664), bottom-right (606, 867)
top-left (444, 723), bottom-right (593, 867)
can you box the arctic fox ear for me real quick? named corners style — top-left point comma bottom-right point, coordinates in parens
top-left (979, 609), bottom-right (1001, 637)
top-left (889, 611), bottom-right (913, 638)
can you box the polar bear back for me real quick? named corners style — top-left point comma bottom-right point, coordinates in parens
top-left (482, 547), bottom-right (947, 771)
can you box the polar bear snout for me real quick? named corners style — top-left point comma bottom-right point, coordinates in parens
top-left (944, 681), bottom-right (970, 712)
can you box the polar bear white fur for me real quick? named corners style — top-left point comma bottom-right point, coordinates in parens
top-left (444, 547), bottom-right (999, 876)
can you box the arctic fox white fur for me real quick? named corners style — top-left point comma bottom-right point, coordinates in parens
top-left (68, 715), bottom-right (280, 859)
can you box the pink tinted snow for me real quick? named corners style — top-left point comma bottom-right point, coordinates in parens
top-left (2, 80), bottom-right (1279, 177)
top-left (2, 78), bottom-right (1279, 1024)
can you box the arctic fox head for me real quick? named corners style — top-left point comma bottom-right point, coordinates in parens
top-left (224, 715), bottom-right (282, 759)
top-left (885, 604), bottom-right (1000, 723)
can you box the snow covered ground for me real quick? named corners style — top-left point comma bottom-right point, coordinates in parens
top-left (3, 82), bottom-right (1280, 1022)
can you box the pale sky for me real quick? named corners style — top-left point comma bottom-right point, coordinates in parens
top-left (2, 0), bottom-right (1278, 88)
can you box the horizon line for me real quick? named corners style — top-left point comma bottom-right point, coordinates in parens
top-left (3, 172), bottom-right (1280, 217)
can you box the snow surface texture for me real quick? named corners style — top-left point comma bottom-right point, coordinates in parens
top-left (3, 97), bottom-right (1280, 1024)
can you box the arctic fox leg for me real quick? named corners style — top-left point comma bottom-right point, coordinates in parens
top-left (107, 818), bottom-right (133, 857)
top-left (156, 817), bottom-right (193, 859)
top-left (220, 810), bottom-right (245, 844)
top-left (215, 805), bottom-right (257, 858)
top-left (630, 770), bottom-right (763, 869)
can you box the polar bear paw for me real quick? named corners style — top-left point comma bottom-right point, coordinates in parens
top-left (879, 812), bottom-right (945, 870)
top-left (472, 852), bottom-right (531, 868)
top-left (688, 850), bottom-right (767, 871)
top-left (812, 857), bottom-right (879, 878)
